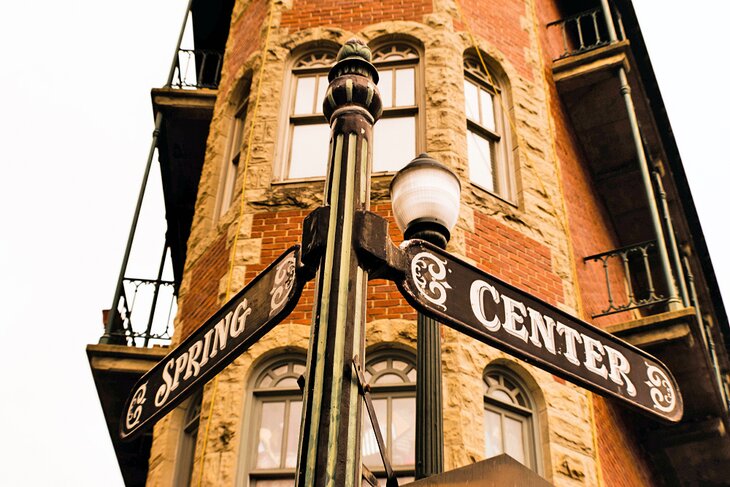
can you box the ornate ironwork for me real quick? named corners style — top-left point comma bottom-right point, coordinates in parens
top-left (172, 49), bottom-right (223, 89)
top-left (108, 276), bottom-right (176, 346)
top-left (547, 7), bottom-right (625, 59)
top-left (583, 240), bottom-right (668, 318)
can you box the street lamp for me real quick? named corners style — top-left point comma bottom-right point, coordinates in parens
top-left (390, 153), bottom-right (461, 479)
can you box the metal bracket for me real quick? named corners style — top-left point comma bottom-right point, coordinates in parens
top-left (299, 206), bottom-right (330, 281)
top-left (353, 355), bottom-right (399, 487)
top-left (354, 210), bottom-right (407, 281)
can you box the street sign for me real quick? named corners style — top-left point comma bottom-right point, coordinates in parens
top-left (396, 240), bottom-right (683, 423)
top-left (120, 245), bottom-right (306, 440)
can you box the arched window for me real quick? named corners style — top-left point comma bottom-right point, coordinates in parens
top-left (370, 43), bottom-right (421, 173)
top-left (483, 367), bottom-right (539, 470)
top-left (247, 357), bottom-right (306, 486)
top-left (279, 42), bottom-right (421, 181)
top-left (281, 49), bottom-right (338, 180)
top-left (464, 55), bottom-right (513, 198)
top-left (362, 351), bottom-right (417, 484)
top-left (219, 78), bottom-right (252, 216)
top-left (175, 390), bottom-right (203, 486)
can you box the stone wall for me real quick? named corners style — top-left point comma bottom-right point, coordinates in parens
top-left (143, 1), bottom-right (661, 485)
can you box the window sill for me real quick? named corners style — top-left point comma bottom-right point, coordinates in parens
top-left (469, 181), bottom-right (518, 209)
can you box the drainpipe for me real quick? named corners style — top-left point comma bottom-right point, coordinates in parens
top-left (684, 255), bottom-right (727, 411)
top-left (599, 0), bottom-right (618, 42)
top-left (617, 67), bottom-right (681, 310)
top-left (653, 169), bottom-right (689, 306)
top-left (101, 0), bottom-right (195, 344)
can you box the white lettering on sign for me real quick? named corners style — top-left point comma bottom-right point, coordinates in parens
top-left (469, 279), bottom-right (637, 396)
top-left (151, 298), bottom-right (253, 409)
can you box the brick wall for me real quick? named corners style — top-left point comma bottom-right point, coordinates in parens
top-left (454, 0), bottom-right (533, 81)
top-left (178, 234), bottom-right (229, 339)
top-left (594, 397), bottom-right (658, 487)
top-left (466, 210), bottom-right (564, 307)
top-left (281, 0), bottom-right (432, 33)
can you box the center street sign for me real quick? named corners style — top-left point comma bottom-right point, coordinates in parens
top-left (396, 239), bottom-right (683, 423)
top-left (120, 245), bottom-right (306, 440)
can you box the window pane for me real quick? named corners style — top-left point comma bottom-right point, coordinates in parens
top-left (294, 77), bottom-right (317, 115)
top-left (379, 70), bottom-right (393, 109)
top-left (289, 124), bottom-right (330, 179)
top-left (256, 402), bottom-right (286, 468)
top-left (488, 389), bottom-right (513, 404)
top-left (362, 399), bottom-right (388, 467)
top-left (391, 397), bottom-right (416, 466)
top-left (464, 80), bottom-right (480, 122)
top-left (484, 409), bottom-right (503, 458)
top-left (395, 68), bottom-right (415, 107)
top-left (256, 480), bottom-right (295, 487)
top-left (315, 75), bottom-right (328, 114)
top-left (467, 129), bottom-right (495, 192)
top-left (285, 401), bottom-right (303, 468)
top-left (479, 88), bottom-right (496, 131)
top-left (373, 117), bottom-right (415, 173)
top-left (373, 373), bottom-right (402, 385)
top-left (504, 416), bottom-right (526, 465)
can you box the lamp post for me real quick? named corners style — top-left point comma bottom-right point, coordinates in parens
top-left (390, 154), bottom-right (461, 479)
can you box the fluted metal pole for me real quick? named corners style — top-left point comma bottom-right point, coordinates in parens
top-left (296, 39), bottom-right (382, 487)
top-left (416, 312), bottom-right (444, 479)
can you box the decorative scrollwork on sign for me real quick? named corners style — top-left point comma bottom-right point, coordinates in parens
top-left (125, 382), bottom-right (148, 431)
top-left (645, 363), bottom-right (676, 413)
top-left (270, 253), bottom-right (297, 317)
top-left (411, 251), bottom-right (452, 311)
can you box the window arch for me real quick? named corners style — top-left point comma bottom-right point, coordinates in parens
top-left (482, 366), bottom-right (539, 471)
top-left (246, 356), bottom-right (307, 486)
top-left (218, 76), bottom-right (252, 218)
top-left (174, 390), bottom-right (203, 486)
top-left (362, 349), bottom-right (417, 484)
top-left (464, 54), bottom-right (514, 199)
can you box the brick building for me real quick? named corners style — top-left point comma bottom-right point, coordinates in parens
top-left (87, 0), bottom-right (730, 485)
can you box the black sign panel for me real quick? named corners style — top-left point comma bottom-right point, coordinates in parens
top-left (120, 246), bottom-right (304, 440)
top-left (397, 240), bottom-right (683, 423)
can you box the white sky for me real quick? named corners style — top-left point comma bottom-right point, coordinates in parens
top-left (0, 1), bottom-right (727, 485)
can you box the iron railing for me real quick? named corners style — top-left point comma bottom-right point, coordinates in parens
top-left (171, 49), bottom-right (223, 89)
top-left (107, 277), bottom-right (176, 346)
top-left (584, 240), bottom-right (668, 318)
top-left (547, 7), bottom-right (625, 59)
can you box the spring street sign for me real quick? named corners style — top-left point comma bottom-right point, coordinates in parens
top-left (396, 239), bottom-right (683, 423)
top-left (120, 245), bottom-right (305, 440)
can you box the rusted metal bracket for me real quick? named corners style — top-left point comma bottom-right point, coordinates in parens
top-left (354, 210), bottom-right (407, 281)
top-left (353, 355), bottom-right (399, 487)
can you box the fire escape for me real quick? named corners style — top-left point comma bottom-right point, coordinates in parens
top-left (86, 1), bottom-right (233, 485)
top-left (546, 1), bottom-right (730, 484)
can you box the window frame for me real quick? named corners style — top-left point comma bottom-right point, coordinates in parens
top-left (482, 367), bottom-right (540, 473)
top-left (464, 55), bottom-right (516, 201)
top-left (362, 350), bottom-right (417, 484)
top-left (240, 356), bottom-right (307, 487)
top-left (174, 390), bottom-right (203, 487)
top-left (275, 41), bottom-right (424, 182)
top-left (276, 49), bottom-right (339, 182)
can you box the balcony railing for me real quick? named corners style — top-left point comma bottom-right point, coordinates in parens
top-left (584, 241), bottom-right (668, 318)
top-left (107, 277), bottom-right (176, 346)
top-left (547, 7), bottom-right (625, 60)
top-left (171, 48), bottom-right (223, 89)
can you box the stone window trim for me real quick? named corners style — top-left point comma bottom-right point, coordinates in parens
top-left (482, 365), bottom-right (542, 474)
top-left (463, 52), bottom-right (517, 203)
top-left (273, 39), bottom-right (425, 183)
